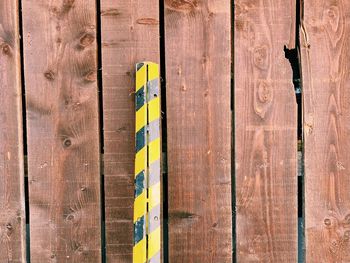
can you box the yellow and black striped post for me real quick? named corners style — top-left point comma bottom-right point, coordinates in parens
top-left (133, 62), bottom-right (161, 263)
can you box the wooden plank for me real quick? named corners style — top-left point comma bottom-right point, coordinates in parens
top-left (301, 0), bottom-right (350, 261)
top-left (0, 1), bottom-right (26, 261)
top-left (165, 1), bottom-right (232, 261)
top-left (22, 1), bottom-right (101, 261)
top-left (100, 1), bottom-right (160, 261)
top-left (235, 0), bottom-right (298, 262)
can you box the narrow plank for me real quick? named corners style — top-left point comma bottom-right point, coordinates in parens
top-left (301, 0), bottom-right (350, 261)
top-left (0, 0), bottom-right (26, 261)
top-left (235, 0), bottom-right (298, 262)
top-left (22, 1), bottom-right (101, 261)
top-left (165, 1), bottom-right (232, 261)
top-left (100, 1), bottom-right (160, 262)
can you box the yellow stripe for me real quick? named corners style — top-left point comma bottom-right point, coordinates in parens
top-left (135, 147), bottom-right (146, 176)
top-left (136, 105), bottom-right (147, 132)
top-left (148, 226), bottom-right (161, 259)
top-left (133, 238), bottom-right (147, 263)
top-left (149, 182), bottom-right (160, 210)
top-left (147, 62), bottom-right (159, 82)
top-left (136, 65), bottom-right (147, 92)
top-left (133, 190), bottom-right (147, 222)
top-left (148, 97), bottom-right (160, 123)
top-left (148, 138), bottom-right (160, 164)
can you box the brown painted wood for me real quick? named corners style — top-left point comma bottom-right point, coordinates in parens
top-left (0, 1), bottom-right (26, 261)
top-left (301, 0), bottom-right (350, 261)
top-left (235, 0), bottom-right (298, 262)
top-left (22, 1), bottom-right (101, 261)
top-left (164, 1), bottom-right (232, 262)
top-left (100, 0), bottom-right (160, 261)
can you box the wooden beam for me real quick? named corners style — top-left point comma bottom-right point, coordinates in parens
top-left (301, 0), bottom-right (350, 261)
top-left (22, 1), bottom-right (101, 261)
top-left (100, 0), bottom-right (160, 261)
top-left (165, 1), bottom-right (232, 261)
top-left (0, 0), bottom-right (26, 261)
top-left (235, 0), bottom-right (298, 261)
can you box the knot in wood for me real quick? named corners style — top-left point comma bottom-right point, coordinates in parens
top-left (79, 33), bottom-right (95, 48)
top-left (1, 43), bottom-right (11, 56)
top-left (84, 71), bottom-right (97, 82)
top-left (324, 5), bottom-right (341, 33)
top-left (63, 139), bottom-right (72, 148)
top-left (324, 218), bottom-right (332, 227)
top-left (257, 80), bottom-right (272, 103)
top-left (253, 46), bottom-right (269, 70)
top-left (101, 8), bottom-right (120, 16)
top-left (345, 214), bottom-right (350, 225)
top-left (44, 70), bottom-right (55, 81)
top-left (62, 0), bottom-right (75, 11)
top-left (136, 18), bottom-right (159, 25)
top-left (326, 6), bottom-right (339, 20)
top-left (165, 0), bottom-right (199, 12)
top-left (66, 214), bottom-right (74, 221)
top-left (344, 230), bottom-right (350, 241)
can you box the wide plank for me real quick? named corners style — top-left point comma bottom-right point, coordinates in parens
top-left (22, 1), bottom-right (101, 261)
top-left (301, 0), bottom-right (350, 261)
top-left (100, 0), bottom-right (160, 261)
top-left (235, 0), bottom-right (298, 261)
top-left (0, 0), bottom-right (26, 261)
top-left (165, 1), bottom-right (232, 261)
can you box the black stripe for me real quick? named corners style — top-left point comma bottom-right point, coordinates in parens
top-left (136, 62), bottom-right (144, 71)
top-left (134, 215), bottom-right (145, 244)
top-left (135, 86), bottom-right (146, 111)
top-left (135, 126), bottom-right (146, 152)
top-left (134, 171), bottom-right (145, 198)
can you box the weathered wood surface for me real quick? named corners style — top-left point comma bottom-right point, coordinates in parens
top-left (22, 1), bottom-right (101, 261)
top-left (301, 0), bottom-right (350, 261)
top-left (235, 0), bottom-right (298, 262)
top-left (165, 1), bottom-right (232, 261)
top-left (100, 0), bottom-right (160, 261)
top-left (0, 0), bottom-right (26, 261)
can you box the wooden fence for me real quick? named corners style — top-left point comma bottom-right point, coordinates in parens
top-left (0, 0), bottom-right (350, 262)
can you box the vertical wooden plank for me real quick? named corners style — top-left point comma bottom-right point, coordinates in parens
top-left (302, 0), bottom-right (350, 261)
top-left (22, 1), bottom-right (101, 261)
top-left (0, 0), bottom-right (26, 261)
top-left (235, 0), bottom-right (298, 262)
top-left (100, 0), bottom-right (160, 261)
top-left (165, 1), bottom-right (232, 261)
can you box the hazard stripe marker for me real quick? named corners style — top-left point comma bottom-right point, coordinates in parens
top-left (133, 62), bottom-right (161, 263)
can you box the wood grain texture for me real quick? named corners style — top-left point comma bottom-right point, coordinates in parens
top-left (235, 0), bottom-right (298, 262)
top-left (301, 0), bottom-right (350, 261)
top-left (165, 1), bottom-right (232, 262)
top-left (22, 1), bottom-right (101, 261)
top-left (100, 0), bottom-right (160, 262)
top-left (0, 0), bottom-right (26, 261)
